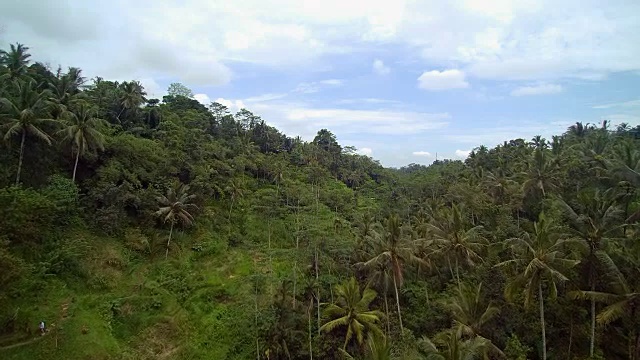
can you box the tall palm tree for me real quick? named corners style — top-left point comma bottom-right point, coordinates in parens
top-left (556, 189), bottom-right (624, 357)
top-left (0, 43), bottom-right (32, 82)
top-left (521, 147), bottom-right (559, 199)
top-left (428, 205), bottom-right (487, 284)
top-left (361, 214), bottom-right (421, 333)
top-left (320, 277), bottom-right (384, 351)
top-left (570, 260), bottom-right (640, 360)
top-left (57, 101), bottom-right (108, 182)
top-left (497, 213), bottom-right (579, 360)
top-left (0, 80), bottom-right (56, 185)
top-left (117, 80), bottom-right (147, 122)
top-left (417, 330), bottom-right (489, 360)
top-left (156, 182), bottom-right (198, 259)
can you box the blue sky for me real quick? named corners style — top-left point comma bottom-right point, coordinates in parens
top-left (1, 0), bottom-right (639, 167)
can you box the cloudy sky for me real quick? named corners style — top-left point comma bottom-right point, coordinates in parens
top-left (1, 0), bottom-right (639, 167)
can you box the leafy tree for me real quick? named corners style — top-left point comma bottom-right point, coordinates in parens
top-left (497, 213), bottom-right (579, 360)
top-left (156, 181), bottom-right (198, 258)
top-left (320, 277), bottom-right (384, 351)
top-left (167, 82), bottom-right (194, 98)
top-left (417, 330), bottom-right (489, 360)
top-left (1, 80), bottom-right (57, 185)
top-left (0, 43), bottom-right (32, 82)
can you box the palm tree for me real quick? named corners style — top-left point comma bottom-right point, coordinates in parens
top-left (521, 147), bottom-right (559, 199)
top-left (57, 101), bottom-right (108, 182)
top-left (117, 80), bottom-right (147, 122)
top-left (0, 43), bottom-right (32, 82)
top-left (156, 182), bottom-right (198, 259)
top-left (0, 80), bottom-right (56, 185)
top-left (556, 189), bottom-right (624, 357)
top-left (320, 277), bottom-right (384, 351)
top-left (428, 205), bottom-right (487, 284)
top-left (417, 330), bottom-right (489, 360)
top-left (444, 282), bottom-right (503, 358)
top-left (360, 214), bottom-right (421, 333)
top-left (497, 213), bottom-right (579, 360)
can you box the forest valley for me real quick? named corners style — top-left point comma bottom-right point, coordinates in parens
top-left (0, 43), bottom-right (639, 360)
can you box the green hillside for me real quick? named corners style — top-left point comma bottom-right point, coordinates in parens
top-left (1, 43), bottom-right (639, 360)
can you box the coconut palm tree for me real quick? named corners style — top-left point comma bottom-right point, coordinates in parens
top-left (417, 330), bottom-right (489, 360)
top-left (57, 101), bottom-right (108, 182)
top-left (556, 188), bottom-right (624, 357)
top-left (444, 282), bottom-right (503, 358)
top-left (0, 43), bottom-right (32, 82)
top-left (497, 213), bottom-right (579, 360)
top-left (0, 80), bottom-right (56, 185)
top-left (156, 182), bottom-right (198, 259)
top-left (428, 205), bottom-right (487, 284)
top-left (570, 255), bottom-right (640, 360)
top-left (320, 277), bottom-right (384, 351)
top-left (521, 147), bottom-right (559, 199)
top-left (360, 214), bottom-right (421, 333)
top-left (117, 80), bottom-right (147, 122)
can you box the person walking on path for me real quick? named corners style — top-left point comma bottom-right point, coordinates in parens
top-left (39, 321), bottom-right (45, 335)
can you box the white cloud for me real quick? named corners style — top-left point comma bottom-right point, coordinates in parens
top-left (3, 0), bottom-right (639, 86)
top-left (194, 93), bottom-right (211, 104)
top-left (592, 99), bottom-right (640, 109)
top-left (215, 97), bottom-right (246, 112)
top-left (511, 83), bottom-right (563, 97)
top-left (418, 69), bottom-right (470, 90)
top-left (455, 149), bottom-right (471, 158)
top-left (319, 79), bottom-right (343, 86)
top-left (358, 147), bottom-right (373, 156)
top-left (412, 151), bottom-right (432, 157)
top-left (373, 59), bottom-right (390, 75)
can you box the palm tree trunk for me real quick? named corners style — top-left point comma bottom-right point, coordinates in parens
top-left (308, 298), bottom-right (313, 360)
top-left (590, 283), bottom-right (596, 357)
top-left (539, 282), bottom-right (547, 360)
top-left (165, 222), bottom-right (174, 259)
top-left (384, 292), bottom-right (390, 336)
top-left (15, 130), bottom-right (26, 185)
top-left (455, 258), bottom-right (461, 285)
top-left (392, 273), bottom-right (404, 333)
top-left (72, 146), bottom-right (80, 182)
top-left (315, 247), bottom-right (320, 335)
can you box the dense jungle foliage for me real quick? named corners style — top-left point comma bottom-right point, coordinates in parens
top-left (1, 43), bottom-right (639, 360)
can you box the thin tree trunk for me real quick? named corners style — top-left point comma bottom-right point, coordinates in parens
top-left (539, 282), bottom-right (547, 360)
top-left (72, 146), bottom-right (80, 182)
top-left (15, 131), bottom-right (26, 185)
top-left (384, 292), bottom-right (390, 336)
top-left (315, 246), bottom-right (320, 335)
top-left (392, 272), bottom-right (404, 333)
top-left (308, 298), bottom-right (313, 360)
top-left (165, 221), bottom-right (174, 259)
top-left (455, 258), bottom-right (461, 285)
top-left (590, 281), bottom-right (596, 357)
top-left (293, 264), bottom-right (297, 309)
top-left (255, 282), bottom-right (260, 360)
top-left (568, 314), bottom-right (573, 360)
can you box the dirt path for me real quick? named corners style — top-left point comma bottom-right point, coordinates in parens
top-left (0, 298), bottom-right (71, 352)
top-left (0, 335), bottom-right (46, 351)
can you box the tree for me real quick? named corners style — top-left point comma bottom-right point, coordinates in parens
top-left (521, 147), bottom-right (559, 199)
top-left (361, 214), bottom-right (421, 333)
top-left (570, 260), bottom-right (640, 360)
top-left (428, 204), bottom-right (487, 284)
top-left (57, 101), bottom-right (108, 182)
top-left (117, 80), bottom-right (147, 122)
top-left (155, 182), bottom-right (198, 259)
top-left (0, 43), bottom-right (32, 82)
top-left (417, 330), bottom-right (489, 360)
top-left (556, 188), bottom-right (624, 357)
top-left (1, 80), bottom-right (57, 185)
top-left (167, 82), bottom-right (194, 98)
top-left (497, 213), bottom-right (579, 360)
top-left (320, 277), bottom-right (384, 351)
